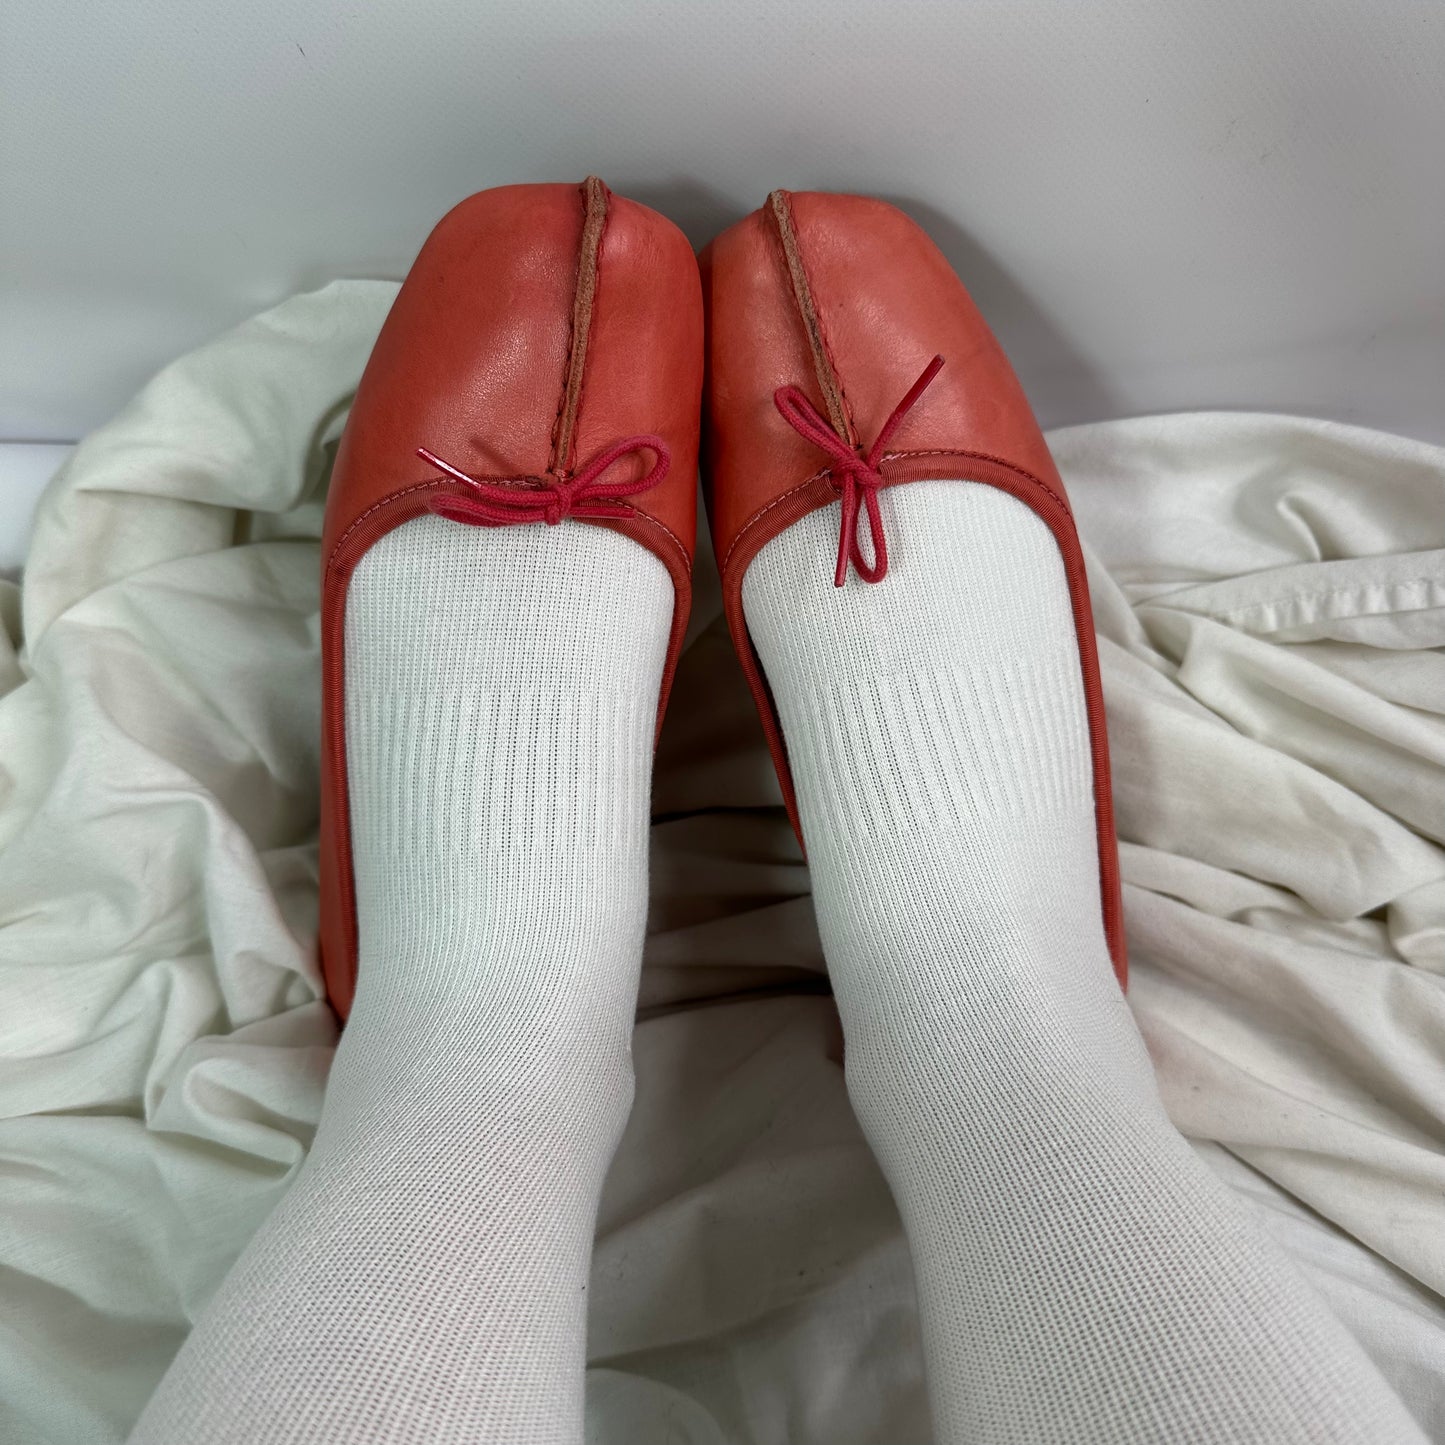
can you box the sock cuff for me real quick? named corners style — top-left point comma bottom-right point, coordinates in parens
top-left (344, 516), bottom-right (669, 861)
top-left (743, 483), bottom-right (1096, 848)
top-left (771, 643), bottom-right (1094, 847)
top-left (346, 681), bottom-right (656, 858)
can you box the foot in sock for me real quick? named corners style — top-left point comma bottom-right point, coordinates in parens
top-left (743, 482), bottom-right (1424, 1443)
top-left (705, 190), bottom-right (1425, 1443)
top-left (131, 519), bottom-right (670, 1445)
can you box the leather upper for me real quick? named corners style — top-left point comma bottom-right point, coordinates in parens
top-left (702, 191), bottom-right (1066, 574)
top-left (323, 181), bottom-right (701, 570)
top-left (319, 181), bottom-right (703, 1017)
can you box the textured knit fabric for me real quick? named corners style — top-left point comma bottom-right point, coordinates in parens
top-left (741, 480), bottom-right (1427, 1444)
top-left (128, 515), bottom-right (672, 1444)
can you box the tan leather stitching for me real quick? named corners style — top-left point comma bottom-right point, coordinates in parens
top-left (328, 478), bottom-right (447, 565)
top-left (882, 447), bottom-right (1072, 513)
top-left (721, 449), bottom-right (1072, 576)
top-left (552, 176), bottom-right (609, 474)
top-left (329, 476), bottom-right (689, 577)
top-left (720, 472), bottom-right (831, 573)
top-left (609, 498), bottom-right (691, 560)
top-left (767, 191), bottom-right (857, 446)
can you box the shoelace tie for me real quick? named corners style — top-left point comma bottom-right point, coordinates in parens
top-left (417, 434), bottom-right (670, 528)
top-left (773, 355), bottom-right (945, 586)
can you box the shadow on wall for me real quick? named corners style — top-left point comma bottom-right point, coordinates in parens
top-left (620, 175), bottom-right (742, 255)
top-left (883, 194), bottom-right (1120, 430)
top-left (626, 177), bottom-right (1122, 432)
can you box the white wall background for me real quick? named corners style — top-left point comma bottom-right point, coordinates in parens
top-left (3, 0), bottom-right (1442, 445)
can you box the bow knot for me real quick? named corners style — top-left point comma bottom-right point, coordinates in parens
top-left (773, 355), bottom-right (945, 586)
top-left (417, 434), bottom-right (670, 529)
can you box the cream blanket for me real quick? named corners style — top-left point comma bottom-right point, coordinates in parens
top-left (2, 283), bottom-right (1442, 1443)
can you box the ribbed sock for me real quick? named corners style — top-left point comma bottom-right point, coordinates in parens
top-left (742, 480), bottom-right (1425, 1444)
top-left (130, 515), bottom-right (671, 1445)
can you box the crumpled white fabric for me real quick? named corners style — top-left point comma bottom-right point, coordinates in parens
top-left (0, 282), bottom-right (1441, 1445)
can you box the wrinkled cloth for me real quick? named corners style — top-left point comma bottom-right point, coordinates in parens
top-left (0, 282), bottom-right (1441, 1444)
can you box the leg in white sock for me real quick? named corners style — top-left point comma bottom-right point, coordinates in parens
top-left (131, 516), bottom-right (671, 1444)
top-left (743, 482), bottom-right (1425, 1444)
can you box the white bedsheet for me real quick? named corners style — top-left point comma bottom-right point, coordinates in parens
top-left (1, 282), bottom-right (1442, 1444)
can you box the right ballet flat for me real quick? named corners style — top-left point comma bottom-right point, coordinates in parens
top-left (700, 189), bottom-right (1126, 986)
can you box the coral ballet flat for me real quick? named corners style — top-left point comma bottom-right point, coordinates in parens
top-left (319, 179), bottom-right (703, 1016)
top-left (701, 190), bottom-right (1125, 986)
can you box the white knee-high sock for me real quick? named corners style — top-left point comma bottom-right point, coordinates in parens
top-left (742, 482), bottom-right (1425, 1445)
top-left (131, 516), bottom-right (671, 1445)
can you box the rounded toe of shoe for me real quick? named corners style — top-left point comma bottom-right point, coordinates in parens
top-left (773, 190), bottom-right (1058, 481)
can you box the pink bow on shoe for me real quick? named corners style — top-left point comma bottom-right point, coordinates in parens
top-left (773, 354), bottom-right (945, 587)
top-left (417, 434), bottom-right (671, 528)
